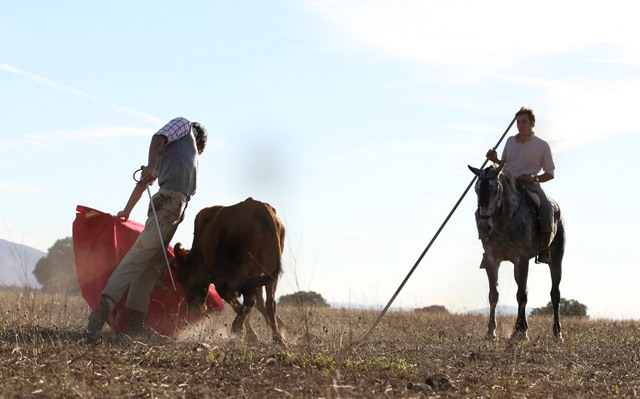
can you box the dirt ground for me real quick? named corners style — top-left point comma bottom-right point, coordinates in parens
top-left (0, 290), bottom-right (639, 398)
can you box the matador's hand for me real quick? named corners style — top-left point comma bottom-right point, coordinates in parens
top-left (139, 165), bottom-right (158, 186)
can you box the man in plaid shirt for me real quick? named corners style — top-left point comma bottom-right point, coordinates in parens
top-left (87, 117), bottom-right (208, 342)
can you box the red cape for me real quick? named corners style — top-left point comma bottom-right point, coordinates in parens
top-left (72, 205), bottom-right (223, 337)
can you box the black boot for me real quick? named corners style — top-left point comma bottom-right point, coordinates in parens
top-left (536, 232), bottom-right (552, 264)
top-left (87, 295), bottom-right (115, 339)
top-left (127, 310), bottom-right (171, 344)
top-left (536, 248), bottom-right (551, 264)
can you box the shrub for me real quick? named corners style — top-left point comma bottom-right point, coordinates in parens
top-left (531, 298), bottom-right (588, 318)
top-left (278, 290), bottom-right (330, 307)
top-left (414, 305), bottom-right (450, 314)
top-left (32, 237), bottom-right (79, 294)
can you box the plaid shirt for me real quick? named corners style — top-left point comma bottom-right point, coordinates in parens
top-left (155, 117), bottom-right (192, 144)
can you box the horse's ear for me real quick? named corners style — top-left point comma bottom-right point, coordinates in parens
top-left (468, 165), bottom-right (481, 176)
top-left (495, 163), bottom-right (505, 174)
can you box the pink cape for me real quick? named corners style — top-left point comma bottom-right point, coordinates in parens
top-left (72, 205), bottom-right (224, 337)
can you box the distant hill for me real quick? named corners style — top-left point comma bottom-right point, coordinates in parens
top-left (329, 303), bottom-right (530, 315)
top-left (0, 239), bottom-right (45, 288)
top-left (329, 301), bottom-right (413, 312)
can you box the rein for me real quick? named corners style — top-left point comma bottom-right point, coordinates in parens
top-left (477, 173), bottom-right (523, 221)
top-left (512, 184), bottom-right (525, 217)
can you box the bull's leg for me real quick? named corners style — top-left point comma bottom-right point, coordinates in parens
top-left (512, 259), bottom-right (529, 341)
top-left (264, 280), bottom-right (284, 345)
top-left (264, 281), bottom-right (285, 345)
top-left (255, 288), bottom-right (285, 330)
top-left (550, 261), bottom-right (563, 341)
top-left (229, 298), bottom-right (259, 343)
top-left (485, 264), bottom-right (499, 340)
top-left (231, 290), bottom-right (258, 342)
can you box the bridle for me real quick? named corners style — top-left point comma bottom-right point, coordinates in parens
top-left (476, 174), bottom-right (503, 220)
top-left (476, 171), bottom-right (528, 221)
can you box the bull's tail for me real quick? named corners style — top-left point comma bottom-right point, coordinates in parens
top-left (244, 268), bottom-right (280, 289)
top-left (255, 202), bottom-right (284, 278)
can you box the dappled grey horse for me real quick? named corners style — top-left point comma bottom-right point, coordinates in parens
top-left (469, 165), bottom-right (565, 341)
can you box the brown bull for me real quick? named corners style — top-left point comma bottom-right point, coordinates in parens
top-left (174, 197), bottom-right (285, 344)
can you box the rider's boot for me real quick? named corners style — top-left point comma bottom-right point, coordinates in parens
top-left (536, 232), bottom-right (552, 264)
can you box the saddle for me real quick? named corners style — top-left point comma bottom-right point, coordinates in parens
top-left (520, 184), bottom-right (560, 214)
top-left (503, 171), bottom-right (559, 215)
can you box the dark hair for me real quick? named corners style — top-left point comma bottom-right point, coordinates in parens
top-left (191, 122), bottom-right (207, 154)
top-left (515, 108), bottom-right (536, 124)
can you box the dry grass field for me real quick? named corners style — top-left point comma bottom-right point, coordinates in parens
top-left (0, 289), bottom-right (638, 398)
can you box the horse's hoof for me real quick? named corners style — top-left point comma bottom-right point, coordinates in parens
top-left (553, 325), bottom-right (563, 339)
top-left (485, 332), bottom-right (497, 341)
top-left (554, 332), bottom-right (564, 343)
top-left (510, 330), bottom-right (529, 342)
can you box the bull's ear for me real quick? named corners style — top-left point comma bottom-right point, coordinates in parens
top-left (173, 243), bottom-right (189, 263)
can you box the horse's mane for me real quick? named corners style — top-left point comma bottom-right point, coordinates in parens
top-left (496, 169), bottom-right (521, 217)
top-left (499, 169), bottom-right (518, 197)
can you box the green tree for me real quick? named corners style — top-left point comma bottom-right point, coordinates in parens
top-left (33, 237), bottom-right (79, 294)
top-left (531, 298), bottom-right (588, 318)
top-left (278, 291), bottom-right (330, 307)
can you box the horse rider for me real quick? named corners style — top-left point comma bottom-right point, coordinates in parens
top-left (486, 108), bottom-right (556, 264)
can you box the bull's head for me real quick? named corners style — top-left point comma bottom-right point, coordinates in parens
top-left (173, 242), bottom-right (209, 316)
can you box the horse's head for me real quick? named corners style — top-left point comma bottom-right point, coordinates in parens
top-left (468, 164), bottom-right (504, 237)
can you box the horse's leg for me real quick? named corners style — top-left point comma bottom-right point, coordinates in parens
top-left (549, 216), bottom-right (565, 340)
top-left (485, 264), bottom-right (499, 340)
top-left (549, 263), bottom-right (563, 340)
top-left (512, 258), bottom-right (530, 341)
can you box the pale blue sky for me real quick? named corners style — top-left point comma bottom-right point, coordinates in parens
top-left (1, 1), bottom-right (638, 320)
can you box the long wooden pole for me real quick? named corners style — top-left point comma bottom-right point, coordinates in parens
top-left (357, 107), bottom-right (524, 344)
